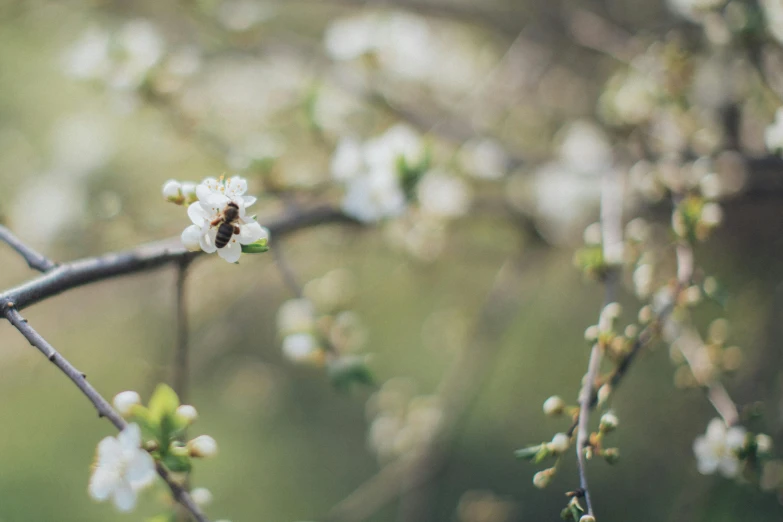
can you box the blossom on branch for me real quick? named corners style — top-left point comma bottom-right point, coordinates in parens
top-left (178, 175), bottom-right (268, 263)
top-left (693, 418), bottom-right (747, 478)
top-left (88, 423), bottom-right (156, 512)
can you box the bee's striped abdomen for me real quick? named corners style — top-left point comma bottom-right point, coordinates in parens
top-left (215, 222), bottom-right (234, 249)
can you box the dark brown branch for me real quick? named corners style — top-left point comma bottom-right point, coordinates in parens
top-left (2, 306), bottom-right (209, 522)
top-left (0, 205), bottom-right (357, 314)
top-left (173, 258), bottom-right (193, 404)
top-left (0, 225), bottom-right (57, 272)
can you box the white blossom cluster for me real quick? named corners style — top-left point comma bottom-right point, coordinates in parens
top-left (277, 270), bottom-right (367, 364)
top-left (365, 379), bottom-right (444, 463)
top-left (163, 175), bottom-right (268, 263)
top-left (693, 418), bottom-right (747, 478)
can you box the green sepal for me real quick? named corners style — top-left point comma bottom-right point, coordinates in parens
top-left (514, 444), bottom-right (548, 462)
top-left (148, 384), bottom-right (180, 424)
top-left (161, 452), bottom-right (192, 473)
top-left (328, 355), bottom-right (375, 391)
top-left (560, 498), bottom-right (585, 521)
top-left (241, 238), bottom-right (270, 254)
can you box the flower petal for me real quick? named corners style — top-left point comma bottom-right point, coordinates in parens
top-left (242, 195), bottom-right (257, 208)
top-left (226, 176), bottom-right (247, 197)
top-left (719, 457), bottom-right (741, 478)
top-left (89, 468), bottom-right (119, 501)
top-left (217, 241), bottom-right (241, 263)
top-left (237, 222), bottom-right (267, 245)
top-left (696, 455), bottom-right (720, 475)
top-left (200, 228), bottom-right (218, 254)
top-left (181, 225), bottom-right (203, 252)
top-left (96, 436), bottom-right (122, 467)
top-left (195, 183), bottom-right (213, 202)
top-left (126, 451), bottom-right (156, 489)
top-left (187, 202), bottom-right (209, 227)
top-left (112, 480), bottom-right (137, 512)
top-left (117, 423), bottom-right (142, 450)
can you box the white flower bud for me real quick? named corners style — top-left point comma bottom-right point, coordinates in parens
top-left (638, 305), bottom-right (653, 324)
top-left (603, 302), bottom-right (622, 319)
top-left (756, 434), bottom-right (773, 456)
top-left (548, 432), bottom-right (571, 454)
top-left (599, 412), bottom-right (619, 432)
top-left (188, 435), bottom-right (218, 458)
top-left (543, 396), bottom-right (565, 417)
top-left (682, 285), bottom-right (702, 306)
top-left (584, 325), bottom-right (599, 342)
top-left (190, 487), bottom-right (213, 506)
top-left (181, 225), bottom-right (202, 252)
top-left (112, 390), bottom-right (141, 417)
top-left (532, 468), bottom-right (554, 489)
top-left (181, 181), bottom-right (197, 198)
top-left (282, 333), bottom-right (320, 363)
top-left (597, 384), bottom-right (611, 405)
top-left (176, 404), bottom-right (198, 424)
top-left (580, 515), bottom-right (596, 522)
top-left (700, 202), bottom-right (723, 227)
top-left (583, 222), bottom-right (602, 246)
top-left (162, 179), bottom-right (182, 201)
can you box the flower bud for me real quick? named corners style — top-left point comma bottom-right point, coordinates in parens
top-left (599, 412), bottom-right (619, 433)
top-left (597, 384), bottom-right (611, 405)
top-left (584, 325), bottom-right (599, 342)
top-left (543, 396), bottom-right (566, 417)
top-left (580, 516), bottom-right (596, 522)
top-left (170, 441), bottom-right (189, 457)
top-left (532, 468), bottom-right (555, 489)
top-left (603, 302), bottom-right (622, 320)
top-left (188, 435), bottom-right (218, 458)
top-left (181, 182), bottom-right (197, 200)
top-left (756, 434), bottom-right (773, 456)
top-left (602, 447), bottom-right (620, 464)
top-left (162, 180), bottom-right (183, 203)
top-left (112, 390), bottom-right (141, 417)
top-left (190, 487), bottom-right (213, 506)
top-left (548, 432), bottom-right (571, 454)
top-left (638, 305), bottom-right (653, 324)
top-left (176, 404), bottom-right (198, 424)
top-left (181, 225), bottom-right (202, 252)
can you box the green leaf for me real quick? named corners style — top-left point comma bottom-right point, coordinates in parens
top-left (514, 444), bottom-right (544, 461)
top-left (162, 452), bottom-right (192, 473)
top-left (241, 238), bottom-right (270, 254)
top-left (148, 384), bottom-right (180, 424)
top-left (328, 355), bottom-right (375, 392)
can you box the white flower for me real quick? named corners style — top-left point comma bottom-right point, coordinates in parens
top-left (363, 124), bottom-right (425, 170)
top-left (416, 171), bottom-right (471, 219)
top-left (548, 433), bottom-right (571, 454)
top-left (324, 14), bottom-right (378, 60)
top-left (88, 423), bottom-right (156, 512)
top-left (693, 418), bottom-right (747, 478)
top-left (188, 435), bottom-right (218, 458)
top-left (190, 487), bottom-right (213, 506)
top-left (112, 391), bottom-right (141, 417)
top-left (282, 333), bottom-right (321, 363)
top-left (277, 298), bottom-right (316, 334)
top-left (766, 108), bottom-right (783, 155)
top-left (62, 26), bottom-right (111, 80)
top-left (341, 167), bottom-right (406, 223)
top-left (176, 405), bottom-right (198, 424)
top-left (184, 176), bottom-right (267, 263)
top-left (330, 137), bottom-right (364, 181)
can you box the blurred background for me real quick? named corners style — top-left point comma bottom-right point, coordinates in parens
top-left (0, 0), bottom-right (782, 521)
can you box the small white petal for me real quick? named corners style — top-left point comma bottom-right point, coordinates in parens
top-left (117, 423), bottom-right (142, 450)
top-left (181, 225), bottom-right (203, 252)
top-left (176, 405), bottom-right (198, 424)
top-left (188, 435), bottom-right (218, 457)
top-left (226, 176), bottom-right (247, 197)
top-left (705, 418), bottom-right (727, 442)
top-left (196, 183), bottom-right (213, 202)
top-left (191, 487), bottom-right (213, 506)
top-left (217, 241), bottom-right (242, 263)
top-left (187, 202), bottom-right (210, 227)
top-left (719, 457), bottom-right (741, 478)
top-left (95, 437), bottom-right (123, 467)
top-left (242, 195), bottom-right (257, 208)
top-left (237, 221), bottom-right (266, 245)
top-left (200, 229), bottom-right (218, 254)
top-left (162, 180), bottom-right (181, 199)
top-left (112, 481), bottom-right (137, 512)
top-left (696, 455), bottom-right (720, 475)
top-left (89, 468), bottom-right (119, 501)
top-left (125, 451), bottom-right (156, 488)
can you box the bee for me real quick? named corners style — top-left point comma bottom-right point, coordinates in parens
top-left (210, 201), bottom-right (241, 249)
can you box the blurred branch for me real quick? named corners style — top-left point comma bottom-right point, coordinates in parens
top-left (0, 225), bottom-right (57, 272)
top-left (2, 306), bottom-right (210, 522)
top-left (0, 205), bottom-right (357, 314)
top-left (327, 250), bottom-right (542, 522)
top-left (173, 258), bottom-right (193, 404)
top-left (272, 241), bottom-right (304, 298)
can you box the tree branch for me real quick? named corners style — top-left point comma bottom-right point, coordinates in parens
top-left (173, 258), bottom-right (193, 404)
top-left (2, 306), bottom-right (210, 522)
top-left (0, 225), bottom-right (57, 272)
top-left (0, 205), bottom-right (357, 314)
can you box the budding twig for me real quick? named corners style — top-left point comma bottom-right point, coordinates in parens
top-left (0, 225), bottom-right (58, 272)
top-left (2, 306), bottom-right (210, 522)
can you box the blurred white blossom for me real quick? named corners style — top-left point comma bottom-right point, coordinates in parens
top-left (88, 423), bottom-right (156, 512)
top-left (416, 170), bottom-right (471, 219)
top-left (693, 418), bottom-right (746, 478)
top-left (459, 138), bottom-right (508, 180)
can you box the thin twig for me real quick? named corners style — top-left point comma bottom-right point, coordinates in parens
top-left (272, 242), bottom-right (304, 298)
top-left (574, 170), bottom-right (624, 517)
top-left (0, 205), bottom-right (357, 314)
top-left (2, 306), bottom-right (210, 522)
top-left (0, 225), bottom-right (57, 272)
